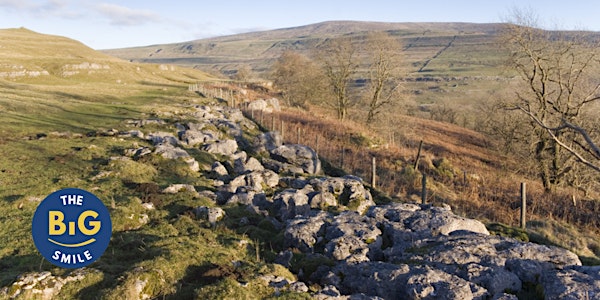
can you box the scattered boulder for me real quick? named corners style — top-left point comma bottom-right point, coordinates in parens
top-left (247, 99), bottom-right (268, 112)
top-left (309, 192), bottom-right (338, 209)
top-left (125, 147), bottom-right (152, 158)
top-left (203, 139), bottom-right (238, 157)
top-left (272, 189), bottom-right (310, 221)
top-left (234, 156), bottom-right (264, 175)
top-left (210, 161), bottom-right (229, 179)
top-left (148, 132), bottom-right (179, 146)
top-left (270, 144), bottom-right (322, 175)
top-left (284, 212), bottom-right (329, 252)
top-left (253, 131), bottom-right (283, 153)
top-left (311, 176), bottom-right (374, 214)
top-left (195, 206), bottom-right (226, 225)
top-left (154, 144), bottom-right (190, 160)
top-left (179, 129), bottom-right (220, 146)
top-left (162, 184), bottom-right (197, 194)
top-left (6, 269), bottom-right (100, 300)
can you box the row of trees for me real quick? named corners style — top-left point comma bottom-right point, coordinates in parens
top-left (270, 32), bottom-right (404, 124)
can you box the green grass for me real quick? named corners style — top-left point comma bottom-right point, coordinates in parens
top-left (0, 58), bottom-right (295, 299)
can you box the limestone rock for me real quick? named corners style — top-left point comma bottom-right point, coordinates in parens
top-left (7, 269), bottom-right (100, 300)
top-left (273, 189), bottom-right (310, 221)
top-left (253, 131), bottom-right (283, 153)
top-left (284, 212), bottom-right (329, 252)
top-left (154, 144), bottom-right (190, 160)
top-left (311, 176), bottom-right (374, 214)
top-left (195, 206), bottom-right (226, 225)
top-left (270, 144), bottom-right (322, 175)
top-left (234, 156), bottom-right (264, 175)
top-left (179, 129), bottom-right (220, 146)
top-left (541, 265), bottom-right (600, 300)
top-left (203, 139), bottom-right (238, 157)
top-left (148, 132), bottom-right (178, 146)
top-left (163, 184), bottom-right (197, 194)
top-left (210, 161), bottom-right (229, 179)
top-left (309, 191), bottom-right (338, 209)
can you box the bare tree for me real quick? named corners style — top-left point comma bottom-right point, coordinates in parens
top-left (270, 51), bottom-right (328, 108)
top-left (502, 9), bottom-right (600, 190)
top-left (363, 32), bottom-right (404, 125)
top-left (314, 37), bottom-right (359, 120)
top-left (233, 64), bottom-right (254, 82)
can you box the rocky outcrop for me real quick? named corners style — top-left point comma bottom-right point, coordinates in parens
top-left (10, 101), bottom-right (596, 299)
top-left (280, 202), bottom-right (589, 299)
top-left (4, 269), bottom-right (100, 300)
top-left (270, 144), bottom-right (322, 175)
top-left (246, 98), bottom-right (281, 113)
top-left (117, 103), bottom-right (597, 299)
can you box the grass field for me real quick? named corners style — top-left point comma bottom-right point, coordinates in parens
top-left (0, 28), bottom-right (313, 299)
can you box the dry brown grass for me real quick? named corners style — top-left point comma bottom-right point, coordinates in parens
top-left (242, 104), bottom-right (600, 236)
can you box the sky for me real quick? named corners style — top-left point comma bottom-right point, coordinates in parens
top-left (1, 0), bottom-right (599, 50)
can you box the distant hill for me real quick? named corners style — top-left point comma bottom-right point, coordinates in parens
top-left (0, 27), bottom-right (213, 84)
top-left (102, 21), bottom-right (506, 77)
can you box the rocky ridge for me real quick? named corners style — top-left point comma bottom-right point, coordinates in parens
top-left (4, 102), bottom-right (599, 299)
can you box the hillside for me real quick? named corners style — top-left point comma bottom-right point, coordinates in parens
top-left (0, 27), bottom-right (217, 84)
top-left (103, 21), bottom-right (513, 123)
top-left (103, 21), bottom-right (506, 76)
top-left (0, 27), bottom-right (219, 137)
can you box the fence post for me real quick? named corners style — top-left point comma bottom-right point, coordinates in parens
top-left (371, 156), bottom-right (377, 188)
top-left (520, 182), bottom-right (527, 229)
top-left (281, 120), bottom-right (285, 140)
top-left (297, 127), bottom-right (301, 144)
top-left (340, 147), bottom-right (345, 170)
top-left (315, 136), bottom-right (319, 159)
top-left (414, 140), bottom-right (424, 171)
top-left (421, 173), bottom-right (427, 204)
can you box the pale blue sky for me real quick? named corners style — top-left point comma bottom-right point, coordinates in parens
top-left (1, 0), bottom-right (598, 49)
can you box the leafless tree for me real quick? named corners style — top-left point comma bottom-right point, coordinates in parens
top-left (502, 9), bottom-right (600, 190)
top-left (233, 64), bottom-right (254, 82)
top-left (314, 37), bottom-right (359, 120)
top-left (270, 51), bottom-right (328, 108)
top-left (363, 32), bottom-right (404, 125)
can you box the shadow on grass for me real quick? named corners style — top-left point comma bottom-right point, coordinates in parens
top-left (165, 262), bottom-right (242, 299)
top-left (0, 253), bottom-right (46, 287)
top-left (74, 231), bottom-right (164, 299)
top-left (2, 194), bottom-right (24, 203)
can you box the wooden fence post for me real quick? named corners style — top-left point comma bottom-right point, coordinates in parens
top-left (421, 173), bottom-right (427, 204)
top-left (315, 136), bottom-right (319, 159)
top-left (371, 156), bottom-right (377, 188)
top-left (297, 127), bottom-right (301, 144)
top-left (414, 140), bottom-right (424, 171)
top-left (281, 120), bottom-right (285, 140)
top-left (520, 182), bottom-right (527, 229)
top-left (340, 147), bottom-right (345, 169)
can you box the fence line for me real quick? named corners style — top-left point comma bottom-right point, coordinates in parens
top-left (237, 107), bottom-right (600, 229)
